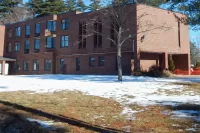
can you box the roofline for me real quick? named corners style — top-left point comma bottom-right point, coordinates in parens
top-left (4, 3), bottom-right (187, 26)
top-left (137, 3), bottom-right (187, 17)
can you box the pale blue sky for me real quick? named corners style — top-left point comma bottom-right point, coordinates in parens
top-left (22, 0), bottom-right (199, 44)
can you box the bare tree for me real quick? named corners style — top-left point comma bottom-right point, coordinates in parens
top-left (0, 6), bottom-right (33, 24)
top-left (77, 1), bottom-right (170, 81)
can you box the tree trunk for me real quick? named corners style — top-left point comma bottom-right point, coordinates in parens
top-left (117, 46), bottom-right (122, 81)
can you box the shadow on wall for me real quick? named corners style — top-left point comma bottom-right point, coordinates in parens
top-left (0, 100), bottom-right (126, 133)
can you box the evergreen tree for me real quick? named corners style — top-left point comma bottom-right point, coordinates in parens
top-left (166, 0), bottom-right (200, 29)
top-left (76, 0), bottom-right (87, 12)
top-left (0, 0), bottom-right (20, 17)
top-left (27, 0), bottom-right (66, 17)
top-left (65, 0), bottom-right (76, 12)
top-left (89, 0), bottom-right (102, 11)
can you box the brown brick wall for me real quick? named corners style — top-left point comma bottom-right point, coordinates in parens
top-left (136, 4), bottom-right (190, 54)
top-left (2, 4), bottom-right (190, 75)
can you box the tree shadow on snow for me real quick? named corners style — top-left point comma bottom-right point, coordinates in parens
top-left (0, 100), bottom-right (126, 133)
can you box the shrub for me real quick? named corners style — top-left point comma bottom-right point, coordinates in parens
top-left (148, 65), bottom-right (164, 77)
top-left (168, 59), bottom-right (175, 71)
top-left (133, 65), bottom-right (173, 77)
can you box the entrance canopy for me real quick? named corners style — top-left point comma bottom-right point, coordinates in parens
top-left (0, 56), bottom-right (16, 61)
top-left (0, 56), bottom-right (16, 75)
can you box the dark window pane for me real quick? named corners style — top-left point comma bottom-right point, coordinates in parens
top-left (23, 60), bottom-right (29, 71)
top-left (99, 56), bottom-right (104, 66)
top-left (44, 59), bottom-right (52, 71)
top-left (89, 57), bottom-right (95, 67)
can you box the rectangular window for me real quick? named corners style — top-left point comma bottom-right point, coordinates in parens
top-left (14, 42), bottom-right (20, 52)
top-left (89, 57), bottom-right (95, 67)
top-left (47, 21), bottom-right (56, 32)
top-left (79, 21), bottom-right (86, 49)
top-left (94, 19), bottom-right (102, 48)
top-left (15, 27), bottom-right (21, 36)
top-left (33, 60), bottom-right (39, 71)
top-left (23, 60), bottom-right (29, 71)
top-left (24, 40), bottom-right (30, 54)
top-left (8, 29), bottom-right (12, 37)
top-left (61, 18), bottom-right (69, 30)
top-left (178, 21), bottom-right (181, 47)
top-left (111, 19), bottom-right (118, 47)
top-left (60, 58), bottom-right (64, 71)
top-left (7, 43), bottom-right (11, 52)
top-left (61, 36), bottom-right (68, 48)
top-left (44, 59), bottom-right (52, 71)
top-left (99, 56), bottom-right (104, 66)
top-left (35, 39), bottom-right (40, 50)
top-left (25, 25), bottom-right (30, 36)
top-left (35, 23), bottom-right (40, 34)
top-left (76, 58), bottom-right (80, 71)
top-left (46, 37), bottom-right (55, 48)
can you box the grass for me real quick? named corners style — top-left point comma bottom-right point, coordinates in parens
top-left (0, 91), bottom-right (126, 132)
top-left (174, 82), bottom-right (200, 95)
top-left (153, 82), bottom-right (200, 96)
top-left (0, 90), bottom-right (198, 132)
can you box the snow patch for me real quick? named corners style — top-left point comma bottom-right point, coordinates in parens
top-left (27, 118), bottom-right (55, 129)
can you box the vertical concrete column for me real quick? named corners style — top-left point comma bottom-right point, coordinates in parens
top-left (164, 52), bottom-right (168, 69)
top-left (188, 54), bottom-right (191, 75)
top-left (2, 60), bottom-right (5, 75)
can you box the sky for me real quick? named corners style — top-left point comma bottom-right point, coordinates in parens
top-left (22, 0), bottom-right (199, 45)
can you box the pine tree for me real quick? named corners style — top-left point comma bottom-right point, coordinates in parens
top-left (89, 0), bottom-right (102, 11)
top-left (27, 0), bottom-right (66, 17)
top-left (76, 0), bottom-right (87, 12)
top-left (0, 0), bottom-right (20, 17)
top-left (65, 0), bottom-right (76, 12)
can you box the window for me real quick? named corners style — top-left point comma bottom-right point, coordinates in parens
top-left (79, 21), bottom-right (86, 49)
top-left (35, 39), bottom-right (40, 50)
top-left (44, 59), bottom-right (52, 71)
top-left (46, 37), bottom-right (55, 48)
top-left (47, 21), bottom-right (56, 32)
top-left (24, 40), bottom-right (30, 54)
top-left (111, 19), bottom-right (118, 47)
top-left (94, 19), bottom-right (102, 48)
top-left (99, 56), bottom-right (104, 66)
top-left (33, 60), bottom-right (39, 71)
top-left (15, 27), bottom-right (21, 36)
top-left (8, 29), bottom-right (12, 37)
top-left (35, 23), bottom-right (40, 34)
top-left (178, 21), bottom-right (181, 47)
top-left (23, 60), bottom-right (29, 71)
top-left (76, 58), bottom-right (80, 71)
top-left (60, 58), bottom-right (64, 71)
top-left (7, 43), bottom-right (11, 52)
top-left (89, 57), bottom-right (95, 67)
top-left (14, 42), bottom-right (20, 52)
top-left (61, 36), bottom-right (68, 48)
top-left (25, 25), bottom-right (30, 36)
top-left (61, 18), bottom-right (69, 30)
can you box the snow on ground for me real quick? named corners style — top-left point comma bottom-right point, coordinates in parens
top-left (0, 75), bottom-right (199, 106)
top-left (0, 74), bottom-right (200, 129)
top-left (27, 118), bottom-right (55, 130)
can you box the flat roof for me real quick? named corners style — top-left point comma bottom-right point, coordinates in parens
top-left (0, 57), bottom-right (16, 61)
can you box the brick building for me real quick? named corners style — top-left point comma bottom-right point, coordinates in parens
top-left (0, 4), bottom-right (190, 75)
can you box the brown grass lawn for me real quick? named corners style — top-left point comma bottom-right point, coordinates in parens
top-left (0, 88), bottom-right (198, 133)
